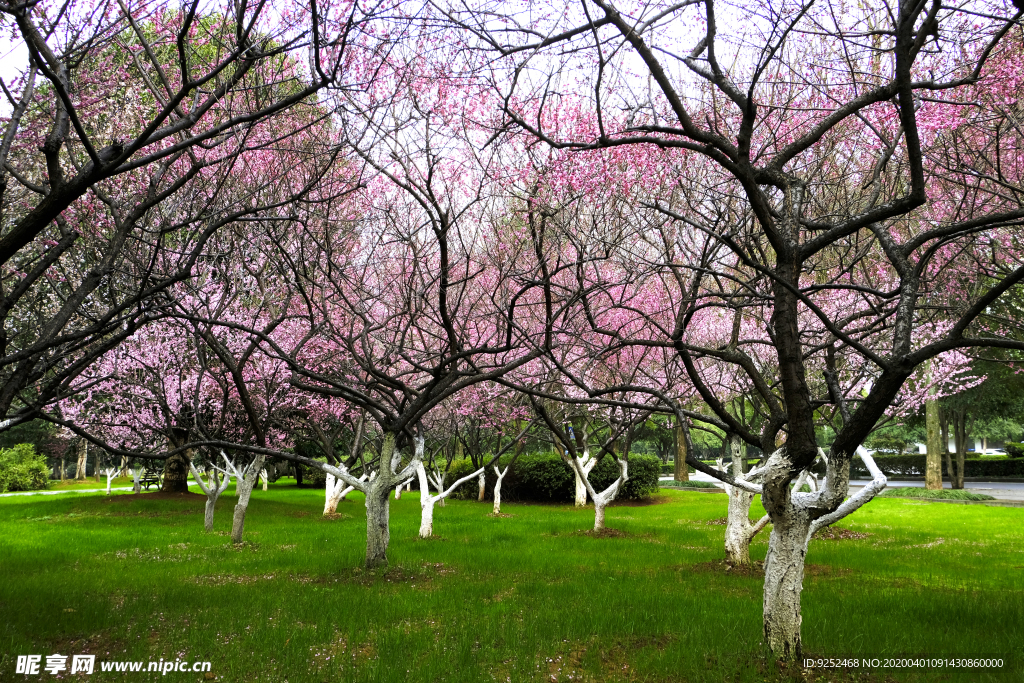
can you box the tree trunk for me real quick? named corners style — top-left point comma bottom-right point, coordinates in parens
top-left (722, 435), bottom-right (770, 565)
top-left (364, 434), bottom-right (396, 569)
top-left (477, 470), bottom-right (486, 502)
top-left (762, 506), bottom-right (812, 662)
top-left (674, 422), bottom-right (689, 482)
top-left (416, 461), bottom-right (436, 538)
top-left (925, 390), bottom-right (942, 490)
top-left (205, 497), bottom-right (217, 532)
top-left (365, 472), bottom-right (392, 567)
top-left (229, 455), bottom-right (265, 544)
top-left (949, 412), bottom-right (967, 489)
top-left (324, 473), bottom-right (345, 515)
top-left (132, 467), bottom-right (141, 493)
top-left (75, 440), bottom-right (87, 480)
top-left (162, 433), bottom-right (191, 493)
top-left (105, 470), bottom-right (113, 495)
top-left (493, 465), bottom-right (508, 514)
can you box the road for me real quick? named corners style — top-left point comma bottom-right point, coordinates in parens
top-left (661, 473), bottom-right (1024, 502)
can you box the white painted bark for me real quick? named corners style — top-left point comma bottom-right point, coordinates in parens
top-left (719, 435), bottom-right (771, 566)
top-left (189, 461), bottom-right (231, 533)
top-left (260, 468), bottom-right (268, 491)
top-left (428, 467), bottom-right (448, 507)
top-left (567, 451), bottom-right (597, 507)
top-left (492, 464), bottom-right (510, 514)
top-left (324, 470), bottom-right (366, 514)
top-left (760, 446), bottom-right (887, 660)
top-left (211, 453), bottom-right (265, 543)
top-left (568, 454), bottom-right (628, 531)
top-left (477, 470), bottom-right (486, 502)
top-left (131, 465), bottom-right (142, 493)
top-left (415, 436), bottom-right (486, 538)
top-left (103, 467), bottom-right (117, 495)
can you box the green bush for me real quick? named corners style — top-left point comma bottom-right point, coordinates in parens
top-left (661, 479), bottom-right (720, 489)
top-left (1005, 442), bottom-right (1024, 458)
top-left (879, 487), bottom-right (995, 501)
top-left (0, 444), bottom-right (50, 493)
top-left (445, 453), bottom-right (661, 502)
top-left (446, 458), bottom-right (482, 499)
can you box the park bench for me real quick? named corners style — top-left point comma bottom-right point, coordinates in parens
top-left (139, 468), bottom-right (162, 491)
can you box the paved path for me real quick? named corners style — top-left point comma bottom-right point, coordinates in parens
top-left (659, 474), bottom-right (1024, 502)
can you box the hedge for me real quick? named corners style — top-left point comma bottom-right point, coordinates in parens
top-left (0, 444), bottom-right (50, 492)
top-left (447, 453), bottom-right (661, 502)
top-left (850, 454), bottom-right (1024, 478)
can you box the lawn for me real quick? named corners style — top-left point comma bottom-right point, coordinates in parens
top-left (0, 484), bottom-right (1020, 682)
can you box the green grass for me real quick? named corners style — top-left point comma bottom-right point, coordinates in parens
top-left (42, 476), bottom-right (137, 491)
top-left (880, 487), bottom-right (997, 501)
top-left (0, 483), bottom-right (1020, 682)
top-left (660, 479), bottom-right (722, 489)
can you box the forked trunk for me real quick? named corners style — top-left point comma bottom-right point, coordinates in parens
top-left (725, 488), bottom-right (758, 565)
top-left (492, 464), bottom-right (509, 514)
top-left (762, 507), bottom-right (812, 661)
top-left (324, 473), bottom-right (344, 515)
top-left (722, 435), bottom-right (770, 566)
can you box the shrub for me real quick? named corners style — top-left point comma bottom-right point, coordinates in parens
top-left (447, 453), bottom-right (661, 502)
top-left (879, 487), bottom-right (995, 501)
top-left (446, 458), bottom-right (481, 499)
top-left (1005, 442), bottom-right (1024, 458)
top-left (662, 479), bottom-right (720, 489)
top-left (0, 444), bottom-right (50, 493)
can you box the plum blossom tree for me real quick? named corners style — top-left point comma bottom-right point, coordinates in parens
top-left (438, 0), bottom-right (1024, 659)
top-left (0, 0), bottom-right (390, 431)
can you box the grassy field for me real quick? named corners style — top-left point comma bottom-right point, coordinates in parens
top-left (0, 483), bottom-right (1020, 682)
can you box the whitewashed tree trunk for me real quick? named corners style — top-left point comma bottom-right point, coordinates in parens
top-left (190, 461), bottom-right (231, 532)
top-left (211, 453), bottom-right (265, 544)
top-left (477, 470), bottom-right (486, 502)
top-left (760, 446), bottom-right (887, 661)
top-left (325, 471), bottom-right (366, 514)
top-left (568, 454), bottom-right (628, 531)
top-left (131, 465), bottom-right (142, 493)
top-left (429, 467), bottom-right (448, 507)
top-left (103, 467), bottom-right (116, 495)
top-left (415, 436), bottom-right (487, 538)
top-left (565, 450), bottom-right (596, 507)
top-left (416, 458), bottom-right (437, 538)
top-left (492, 464), bottom-right (510, 514)
top-left (720, 435), bottom-right (771, 566)
top-left (260, 468), bottom-right (268, 491)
